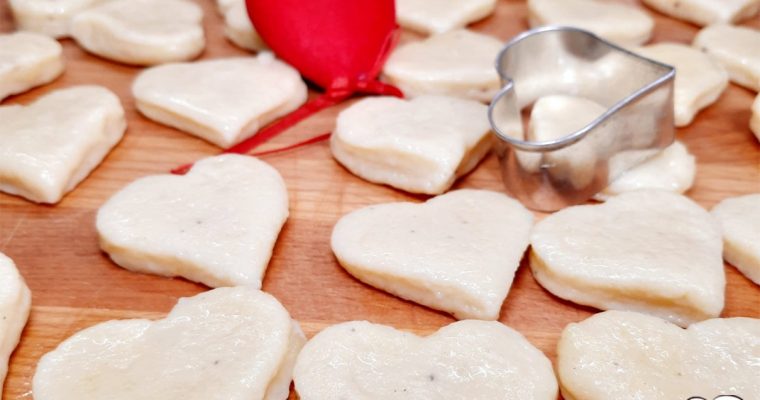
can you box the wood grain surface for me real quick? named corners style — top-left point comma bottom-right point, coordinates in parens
top-left (1, 0), bottom-right (759, 398)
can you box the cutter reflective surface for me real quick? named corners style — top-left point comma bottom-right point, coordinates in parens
top-left (488, 26), bottom-right (676, 212)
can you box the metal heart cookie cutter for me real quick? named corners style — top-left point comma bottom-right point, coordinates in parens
top-left (488, 26), bottom-right (676, 212)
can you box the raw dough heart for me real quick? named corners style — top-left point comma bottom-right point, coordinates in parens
top-left (0, 32), bottom-right (64, 101)
top-left (528, 0), bottom-right (654, 46)
top-left (132, 56), bottom-right (307, 148)
top-left (694, 25), bottom-right (760, 92)
top-left (33, 287), bottom-right (306, 400)
top-left (217, 0), bottom-right (236, 13)
top-left (0, 85), bottom-right (126, 203)
top-left (70, 0), bottom-right (205, 66)
top-left (382, 29), bottom-right (502, 102)
top-left (594, 141), bottom-right (696, 201)
top-left (528, 95), bottom-right (607, 190)
top-left (636, 43), bottom-right (728, 127)
top-left (0, 253), bottom-right (31, 395)
top-left (96, 154), bottom-right (288, 288)
top-left (9, 0), bottom-right (105, 38)
top-left (224, 0), bottom-right (267, 52)
top-left (331, 189), bottom-right (533, 320)
top-left (642, 0), bottom-right (760, 27)
top-left (557, 310), bottom-right (760, 400)
top-left (530, 190), bottom-right (725, 326)
top-left (331, 95), bottom-right (493, 195)
top-left (712, 194), bottom-right (760, 285)
top-left (396, 0), bottom-right (497, 35)
top-left (294, 320), bottom-right (558, 400)
top-left (753, 94), bottom-right (760, 141)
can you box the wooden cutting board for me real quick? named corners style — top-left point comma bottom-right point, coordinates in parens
top-left (1, 0), bottom-right (758, 398)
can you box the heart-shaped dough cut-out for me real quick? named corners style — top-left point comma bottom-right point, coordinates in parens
top-left (694, 25), bottom-right (760, 92)
top-left (223, 0), bottom-right (267, 52)
top-left (383, 29), bottom-right (502, 102)
top-left (636, 43), bottom-right (728, 127)
top-left (0, 32), bottom-right (64, 101)
top-left (217, 0), bottom-right (236, 13)
top-left (753, 94), bottom-right (760, 140)
top-left (70, 0), bottom-right (205, 66)
top-left (528, 94), bottom-right (608, 190)
top-left (528, 0), bottom-right (654, 46)
top-left (642, 0), bottom-right (760, 27)
top-left (531, 190), bottom-right (725, 327)
top-left (331, 189), bottom-right (533, 320)
top-left (396, 0), bottom-right (497, 35)
top-left (558, 310), bottom-right (760, 400)
top-left (9, 0), bottom-right (106, 38)
top-left (0, 253), bottom-right (31, 395)
top-left (712, 194), bottom-right (760, 285)
top-left (33, 287), bottom-right (305, 400)
top-left (97, 154), bottom-right (288, 288)
top-left (332, 95), bottom-right (493, 195)
top-left (294, 320), bottom-right (557, 399)
top-left (0, 85), bottom-right (126, 203)
top-left (594, 141), bottom-right (696, 201)
top-left (133, 56), bottom-right (307, 148)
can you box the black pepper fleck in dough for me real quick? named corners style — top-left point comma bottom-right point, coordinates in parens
top-left (428, 374), bottom-right (435, 382)
top-left (213, 360), bottom-right (220, 365)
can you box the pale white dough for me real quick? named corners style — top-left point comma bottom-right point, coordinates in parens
top-left (331, 189), bottom-right (533, 320)
top-left (753, 94), bottom-right (760, 141)
top-left (0, 32), bottom-right (64, 101)
top-left (0, 253), bottom-right (32, 396)
top-left (223, 0), bottom-right (266, 52)
top-left (96, 154), bottom-right (289, 288)
top-left (594, 141), bottom-right (696, 201)
top-left (9, 0), bottom-right (106, 38)
top-left (217, 0), bottom-right (237, 13)
top-left (712, 194), bottom-right (760, 285)
top-left (636, 43), bottom-right (728, 126)
top-left (558, 310), bottom-right (760, 400)
top-left (33, 287), bottom-right (306, 400)
top-left (70, 0), bottom-right (205, 66)
top-left (528, 95), bottom-right (607, 190)
top-left (382, 29), bottom-right (503, 102)
top-left (294, 320), bottom-right (558, 400)
top-left (642, 0), bottom-right (760, 27)
top-left (0, 86), bottom-right (126, 204)
top-left (528, 0), bottom-right (654, 46)
top-left (332, 95), bottom-right (493, 195)
top-left (694, 25), bottom-right (760, 92)
top-left (133, 56), bottom-right (307, 148)
top-left (530, 190), bottom-right (725, 327)
top-left (396, 0), bottom-right (497, 35)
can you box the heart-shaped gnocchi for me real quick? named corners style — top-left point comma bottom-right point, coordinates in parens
top-left (133, 56), bottom-right (307, 148)
top-left (332, 95), bottom-right (493, 195)
top-left (294, 320), bottom-right (558, 400)
top-left (694, 25), bottom-right (760, 92)
top-left (528, 0), bottom-right (654, 46)
top-left (642, 0), bottom-right (760, 27)
top-left (712, 194), bottom-right (760, 285)
top-left (33, 287), bottom-right (305, 400)
top-left (331, 189), bottom-right (533, 320)
top-left (383, 29), bottom-right (503, 102)
top-left (96, 154), bottom-right (288, 288)
top-left (0, 86), bottom-right (126, 204)
top-left (558, 310), bottom-right (760, 400)
top-left (636, 43), bottom-right (728, 127)
top-left (9, 0), bottom-right (105, 38)
top-left (0, 32), bottom-right (64, 101)
top-left (223, 0), bottom-right (267, 51)
top-left (0, 253), bottom-right (31, 395)
top-left (396, 0), bottom-right (497, 35)
top-left (531, 190), bottom-right (725, 327)
top-left (70, 0), bottom-right (205, 66)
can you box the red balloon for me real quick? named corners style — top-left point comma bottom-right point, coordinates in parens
top-left (246, 0), bottom-right (398, 89)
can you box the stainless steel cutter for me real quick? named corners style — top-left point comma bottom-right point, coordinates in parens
top-left (488, 26), bottom-right (676, 212)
